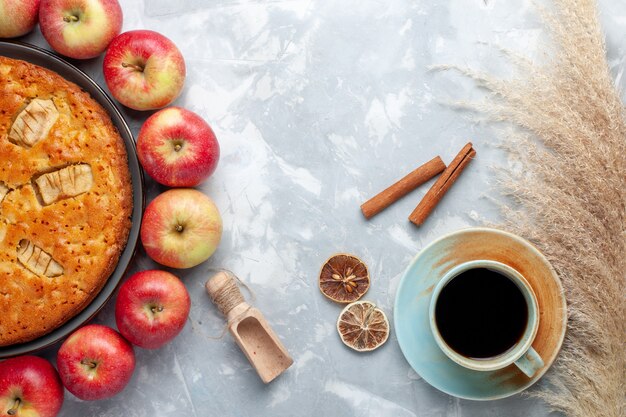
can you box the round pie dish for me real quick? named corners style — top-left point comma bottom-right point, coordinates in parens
top-left (394, 227), bottom-right (567, 400)
top-left (0, 40), bottom-right (144, 358)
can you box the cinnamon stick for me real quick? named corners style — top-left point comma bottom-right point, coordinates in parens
top-left (409, 142), bottom-right (476, 226)
top-left (361, 156), bottom-right (446, 219)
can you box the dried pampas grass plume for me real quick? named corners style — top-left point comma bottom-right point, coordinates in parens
top-left (443, 0), bottom-right (625, 416)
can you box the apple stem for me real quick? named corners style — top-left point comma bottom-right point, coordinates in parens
top-left (7, 398), bottom-right (20, 416)
top-left (63, 15), bottom-right (79, 23)
top-left (121, 62), bottom-right (145, 72)
top-left (81, 359), bottom-right (98, 369)
top-left (175, 225), bottom-right (184, 233)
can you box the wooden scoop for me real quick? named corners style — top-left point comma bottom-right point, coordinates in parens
top-left (205, 271), bottom-right (293, 383)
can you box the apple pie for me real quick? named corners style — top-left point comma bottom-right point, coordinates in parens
top-left (0, 56), bottom-right (133, 346)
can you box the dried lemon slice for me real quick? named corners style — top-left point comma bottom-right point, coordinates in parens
top-left (319, 253), bottom-right (370, 303)
top-left (337, 300), bottom-right (389, 352)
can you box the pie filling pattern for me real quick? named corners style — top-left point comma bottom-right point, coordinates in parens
top-left (4, 100), bottom-right (95, 278)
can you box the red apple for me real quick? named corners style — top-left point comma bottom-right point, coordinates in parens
top-left (0, 0), bottom-right (40, 38)
top-left (103, 30), bottom-right (186, 111)
top-left (39, 0), bottom-right (122, 59)
top-left (56, 324), bottom-right (135, 401)
top-left (115, 270), bottom-right (191, 349)
top-left (0, 356), bottom-right (63, 417)
top-left (141, 189), bottom-right (222, 269)
top-left (137, 107), bottom-right (220, 187)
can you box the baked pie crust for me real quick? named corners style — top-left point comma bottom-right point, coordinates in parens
top-left (0, 56), bottom-right (132, 346)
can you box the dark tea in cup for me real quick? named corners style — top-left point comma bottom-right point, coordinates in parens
top-left (434, 267), bottom-right (528, 359)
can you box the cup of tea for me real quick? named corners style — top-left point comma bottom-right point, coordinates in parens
top-left (429, 260), bottom-right (544, 377)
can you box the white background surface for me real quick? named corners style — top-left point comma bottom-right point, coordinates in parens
top-left (19, 0), bottom-right (626, 416)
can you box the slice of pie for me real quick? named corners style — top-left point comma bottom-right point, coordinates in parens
top-left (0, 56), bottom-right (133, 346)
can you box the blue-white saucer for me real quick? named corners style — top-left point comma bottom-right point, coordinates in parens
top-left (394, 227), bottom-right (567, 400)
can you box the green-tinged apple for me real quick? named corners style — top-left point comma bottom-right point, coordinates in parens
top-left (103, 30), bottom-right (186, 110)
top-left (0, 0), bottom-right (40, 38)
top-left (56, 324), bottom-right (135, 401)
top-left (137, 107), bottom-right (220, 187)
top-left (39, 0), bottom-right (122, 59)
top-left (0, 356), bottom-right (64, 417)
top-left (141, 189), bottom-right (222, 268)
top-left (116, 270), bottom-right (191, 349)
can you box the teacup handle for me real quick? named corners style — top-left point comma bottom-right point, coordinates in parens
top-left (514, 347), bottom-right (544, 377)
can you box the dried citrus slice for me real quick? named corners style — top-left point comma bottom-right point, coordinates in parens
top-left (319, 253), bottom-right (370, 303)
top-left (337, 301), bottom-right (389, 352)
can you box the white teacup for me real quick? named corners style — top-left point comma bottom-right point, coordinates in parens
top-left (429, 260), bottom-right (544, 377)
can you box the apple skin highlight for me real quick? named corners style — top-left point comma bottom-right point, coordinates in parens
top-left (0, 356), bottom-right (64, 417)
top-left (116, 270), bottom-right (191, 349)
top-left (140, 189), bottom-right (223, 269)
top-left (56, 324), bottom-right (135, 401)
top-left (137, 107), bottom-right (220, 187)
top-left (103, 30), bottom-right (186, 110)
top-left (39, 0), bottom-right (122, 59)
top-left (0, 0), bottom-right (41, 38)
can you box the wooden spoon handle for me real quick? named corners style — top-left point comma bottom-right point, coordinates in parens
top-left (205, 271), bottom-right (246, 316)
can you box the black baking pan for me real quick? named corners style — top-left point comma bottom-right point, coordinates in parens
top-left (0, 40), bottom-right (144, 358)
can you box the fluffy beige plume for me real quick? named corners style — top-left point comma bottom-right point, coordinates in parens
top-left (447, 0), bottom-right (625, 415)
